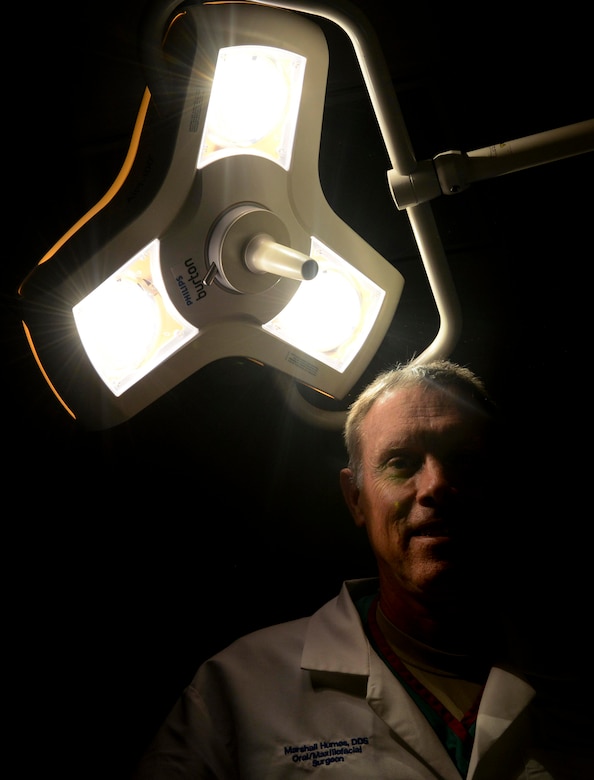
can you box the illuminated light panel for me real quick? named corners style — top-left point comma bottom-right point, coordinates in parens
top-left (263, 237), bottom-right (386, 372)
top-left (197, 45), bottom-right (306, 170)
top-left (72, 239), bottom-right (198, 396)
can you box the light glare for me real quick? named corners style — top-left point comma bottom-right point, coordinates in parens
top-left (73, 240), bottom-right (198, 396)
top-left (197, 45), bottom-right (306, 170)
top-left (263, 238), bottom-right (385, 372)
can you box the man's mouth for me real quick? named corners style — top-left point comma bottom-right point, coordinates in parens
top-left (411, 521), bottom-right (453, 539)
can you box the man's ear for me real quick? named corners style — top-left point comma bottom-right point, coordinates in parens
top-left (339, 468), bottom-right (366, 528)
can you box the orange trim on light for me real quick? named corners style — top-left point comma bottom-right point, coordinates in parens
top-left (17, 87), bottom-right (153, 296)
top-left (22, 321), bottom-right (77, 420)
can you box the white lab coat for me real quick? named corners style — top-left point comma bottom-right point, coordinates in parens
top-left (134, 579), bottom-right (590, 779)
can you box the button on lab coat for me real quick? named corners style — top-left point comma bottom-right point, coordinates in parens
top-left (134, 579), bottom-right (586, 779)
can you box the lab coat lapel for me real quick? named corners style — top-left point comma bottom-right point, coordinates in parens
top-left (467, 666), bottom-right (535, 779)
top-left (302, 580), bottom-right (464, 779)
top-left (367, 650), bottom-right (464, 780)
top-left (301, 579), bottom-right (374, 675)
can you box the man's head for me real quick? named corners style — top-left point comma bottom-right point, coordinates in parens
top-left (340, 360), bottom-right (501, 624)
top-left (343, 360), bottom-right (497, 487)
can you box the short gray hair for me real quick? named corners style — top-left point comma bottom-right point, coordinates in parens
top-left (343, 359), bottom-right (497, 486)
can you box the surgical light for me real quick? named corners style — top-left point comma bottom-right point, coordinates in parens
top-left (18, 0), bottom-right (594, 430)
top-left (18, 1), bottom-right (405, 430)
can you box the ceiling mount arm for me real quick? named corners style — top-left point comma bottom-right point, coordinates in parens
top-left (405, 204), bottom-right (462, 364)
top-left (254, 0), bottom-right (463, 415)
top-left (439, 119), bottom-right (594, 194)
top-left (391, 119), bottom-right (594, 207)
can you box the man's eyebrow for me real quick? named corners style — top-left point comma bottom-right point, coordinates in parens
top-left (375, 442), bottom-right (413, 461)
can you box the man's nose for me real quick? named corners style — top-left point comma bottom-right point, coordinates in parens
top-left (416, 455), bottom-right (456, 505)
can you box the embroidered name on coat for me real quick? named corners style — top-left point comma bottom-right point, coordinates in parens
top-left (283, 737), bottom-right (369, 767)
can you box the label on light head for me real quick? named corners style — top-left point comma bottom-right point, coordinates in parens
top-left (170, 256), bottom-right (208, 308)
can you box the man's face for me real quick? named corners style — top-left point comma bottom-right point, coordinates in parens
top-left (340, 384), bottom-right (494, 604)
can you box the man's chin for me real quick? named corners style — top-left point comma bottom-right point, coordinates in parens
top-left (415, 559), bottom-right (474, 600)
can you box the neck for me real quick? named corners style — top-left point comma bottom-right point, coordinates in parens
top-left (377, 580), bottom-right (493, 657)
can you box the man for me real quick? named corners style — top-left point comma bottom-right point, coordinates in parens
top-left (133, 359), bottom-right (591, 779)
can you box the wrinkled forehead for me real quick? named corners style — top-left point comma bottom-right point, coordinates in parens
top-left (365, 383), bottom-right (494, 436)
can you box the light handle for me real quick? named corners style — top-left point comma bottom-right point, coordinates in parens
top-left (245, 234), bottom-right (318, 280)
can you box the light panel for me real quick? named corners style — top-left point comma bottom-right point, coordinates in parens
top-left (72, 239), bottom-right (198, 396)
top-left (197, 45), bottom-right (306, 170)
top-left (263, 237), bottom-right (385, 372)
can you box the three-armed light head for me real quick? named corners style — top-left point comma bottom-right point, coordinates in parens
top-left (19, 1), bottom-right (404, 429)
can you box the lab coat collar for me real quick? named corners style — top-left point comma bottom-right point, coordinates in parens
top-left (467, 666), bottom-right (535, 778)
top-left (301, 578), bottom-right (377, 675)
top-left (301, 578), bottom-right (464, 779)
top-left (300, 578), bottom-right (537, 780)
top-left (368, 648), bottom-right (465, 779)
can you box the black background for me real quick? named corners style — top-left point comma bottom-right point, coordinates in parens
top-left (6, 1), bottom-right (593, 776)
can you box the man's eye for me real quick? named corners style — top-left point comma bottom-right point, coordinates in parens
top-left (386, 455), bottom-right (419, 475)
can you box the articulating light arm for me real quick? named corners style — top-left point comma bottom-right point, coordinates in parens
top-left (253, 0), bottom-right (463, 366)
top-left (390, 119), bottom-right (594, 207)
top-left (255, 0), bottom-right (594, 373)
top-left (246, 0), bottom-right (463, 429)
